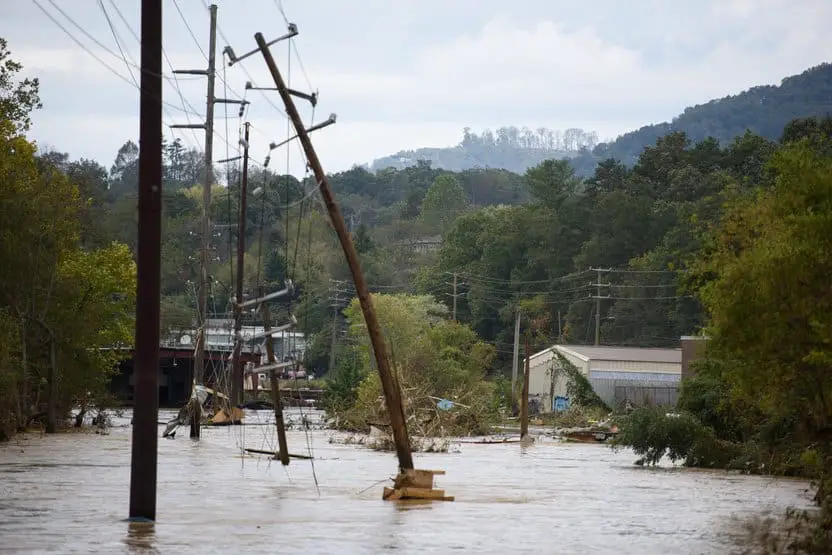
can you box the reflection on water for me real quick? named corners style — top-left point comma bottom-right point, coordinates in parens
top-left (123, 521), bottom-right (157, 554)
top-left (0, 409), bottom-right (814, 554)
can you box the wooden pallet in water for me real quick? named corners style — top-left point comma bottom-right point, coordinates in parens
top-left (382, 469), bottom-right (455, 502)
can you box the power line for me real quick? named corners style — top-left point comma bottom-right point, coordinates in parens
top-left (32, 0), bottom-right (202, 117)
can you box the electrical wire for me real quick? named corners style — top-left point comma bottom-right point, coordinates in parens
top-left (31, 0), bottom-right (200, 116)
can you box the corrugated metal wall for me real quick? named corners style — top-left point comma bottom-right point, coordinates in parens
top-left (588, 370), bottom-right (680, 409)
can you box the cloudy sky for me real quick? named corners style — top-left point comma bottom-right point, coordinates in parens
top-left (3, 0), bottom-right (831, 176)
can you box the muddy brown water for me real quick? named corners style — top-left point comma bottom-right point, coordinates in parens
top-left (0, 409), bottom-right (814, 554)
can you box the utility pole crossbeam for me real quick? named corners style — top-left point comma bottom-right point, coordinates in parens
top-left (235, 281), bottom-right (294, 309)
top-left (589, 268), bottom-right (612, 347)
top-left (245, 315), bottom-right (296, 340)
top-left (129, 0), bottom-right (162, 521)
top-left (230, 122), bottom-right (251, 408)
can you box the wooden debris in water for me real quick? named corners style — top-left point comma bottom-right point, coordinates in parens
top-left (383, 469), bottom-right (454, 502)
top-left (243, 447), bottom-right (314, 460)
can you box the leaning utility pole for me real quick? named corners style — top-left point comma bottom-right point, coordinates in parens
top-left (254, 32), bottom-right (415, 472)
top-left (129, 0), bottom-right (162, 521)
top-left (260, 300), bottom-right (290, 466)
top-left (171, 4), bottom-right (245, 438)
top-left (230, 122), bottom-right (250, 407)
top-left (511, 307), bottom-right (521, 413)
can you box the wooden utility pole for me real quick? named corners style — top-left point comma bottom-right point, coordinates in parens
top-left (46, 337), bottom-right (56, 434)
top-left (511, 308), bottom-right (521, 414)
top-left (595, 268), bottom-right (601, 346)
top-left (193, 3), bottom-right (216, 438)
top-left (129, 0), bottom-right (162, 521)
top-left (328, 304), bottom-right (339, 372)
top-left (520, 332), bottom-right (530, 439)
top-left (230, 122), bottom-right (250, 407)
top-left (590, 268), bottom-right (609, 347)
top-left (452, 272), bottom-right (458, 322)
top-left (172, 4), bottom-right (244, 437)
top-left (260, 301), bottom-right (290, 466)
top-left (255, 32), bottom-right (414, 472)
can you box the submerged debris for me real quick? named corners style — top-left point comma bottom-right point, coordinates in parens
top-left (328, 427), bottom-right (457, 453)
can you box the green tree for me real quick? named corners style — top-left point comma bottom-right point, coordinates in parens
top-left (0, 38), bottom-right (41, 132)
top-left (694, 142), bottom-right (832, 438)
top-left (420, 174), bottom-right (469, 235)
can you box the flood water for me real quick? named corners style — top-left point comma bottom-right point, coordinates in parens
top-left (0, 409), bottom-right (815, 554)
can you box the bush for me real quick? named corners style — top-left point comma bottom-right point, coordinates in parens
top-left (612, 407), bottom-right (707, 465)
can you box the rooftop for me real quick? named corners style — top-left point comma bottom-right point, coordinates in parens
top-left (559, 345), bottom-right (681, 364)
top-left (530, 344), bottom-right (682, 363)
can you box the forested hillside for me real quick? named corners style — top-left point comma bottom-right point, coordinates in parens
top-left (370, 126), bottom-right (596, 174)
top-left (372, 63), bottom-right (832, 177)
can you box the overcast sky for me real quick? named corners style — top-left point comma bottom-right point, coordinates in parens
top-left (3, 0), bottom-right (831, 176)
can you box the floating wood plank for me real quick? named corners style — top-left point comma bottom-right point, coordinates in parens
top-left (243, 447), bottom-right (313, 460)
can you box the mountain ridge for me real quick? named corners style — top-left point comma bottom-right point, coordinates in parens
top-left (369, 63), bottom-right (832, 176)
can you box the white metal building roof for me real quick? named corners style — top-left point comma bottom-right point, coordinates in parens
top-left (531, 344), bottom-right (681, 364)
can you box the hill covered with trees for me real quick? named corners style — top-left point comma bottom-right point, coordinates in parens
top-left (372, 63), bottom-right (832, 177)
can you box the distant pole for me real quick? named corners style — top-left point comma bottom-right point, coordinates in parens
top-left (230, 122), bottom-right (250, 407)
top-left (129, 0), bottom-right (162, 521)
top-left (256, 32), bottom-right (414, 471)
top-left (557, 310), bottom-right (563, 344)
top-left (520, 332), bottom-right (530, 439)
top-left (511, 307), bottom-right (521, 413)
top-left (595, 270), bottom-right (601, 346)
top-left (46, 336), bottom-right (56, 434)
top-left (328, 303), bottom-right (339, 372)
top-left (452, 272), bottom-right (458, 322)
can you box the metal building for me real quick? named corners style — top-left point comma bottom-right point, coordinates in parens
top-left (527, 344), bottom-right (682, 413)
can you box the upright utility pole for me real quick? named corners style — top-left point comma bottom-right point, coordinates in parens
top-left (557, 310), bottom-right (563, 344)
top-left (46, 337), bottom-right (56, 434)
top-left (171, 4), bottom-right (245, 438)
top-left (129, 0), bottom-right (162, 521)
top-left (452, 272), bottom-right (458, 322)
top-left (520, 332), bottom-right (530, 439)
top-left (328, 305), bottom-right (339, 372)
top-left (255, 32), bottom-right (414, 471)
top-left (590, 268), bottom-right (609, 346)
top-left (511, 307), bottom-right (521, 413)
top-left (230, 122), bottom-right (250, 407)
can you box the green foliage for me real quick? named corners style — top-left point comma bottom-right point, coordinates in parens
top-left (332, 293), bottom-right (499, 435)
top-left (419, 174), bottom-right (469, 235)
top-left (0, 38), bottom-right (41, 132)
top-left (693, 142), bottom-right (832, 440)
top-left (323, 353), bottom-right (366, 418)
top-left (553, 352), bottom-right (609, 412)
top-left (612, 407), bottom-right (707, 465)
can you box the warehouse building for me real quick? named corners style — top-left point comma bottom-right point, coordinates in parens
top-left (527, 344), bottom-right (682, 413)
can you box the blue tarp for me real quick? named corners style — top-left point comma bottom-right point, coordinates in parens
top-left (436, 398), bottom-right (455, 411)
